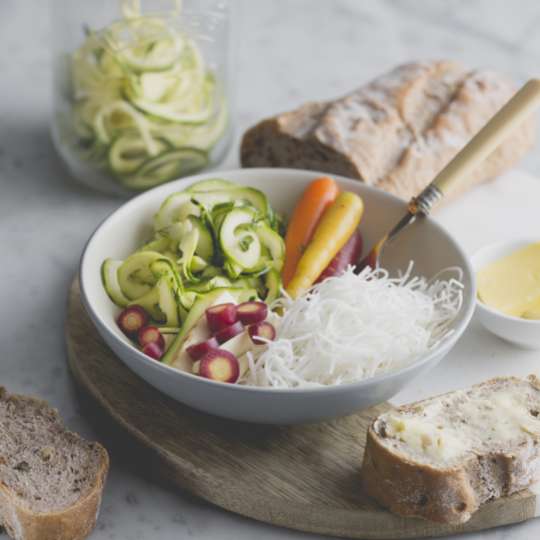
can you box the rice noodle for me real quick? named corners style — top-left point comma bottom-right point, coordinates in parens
top-left (239, 264), bottom-right (464, 388)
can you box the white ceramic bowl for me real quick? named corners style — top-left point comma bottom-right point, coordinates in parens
top-left (80, 168), bottom-right (475, 424)
top-left (472, 238), bottom-right (540, 349)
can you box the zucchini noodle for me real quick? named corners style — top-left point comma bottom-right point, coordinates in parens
top-left (67, 0), bottom-right (226, 190)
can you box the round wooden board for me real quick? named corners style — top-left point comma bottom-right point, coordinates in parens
top-left (66, 279), bottom-right (536, 539)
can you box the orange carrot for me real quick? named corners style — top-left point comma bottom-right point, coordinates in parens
top-left (282, 176), bottom-right (339, 286)
top-left (287, 192), bottom-right (364, 299)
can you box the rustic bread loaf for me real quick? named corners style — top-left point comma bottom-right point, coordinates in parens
top-left (0, 388), bottom-right (109, 540)
top-left (241, 61), bottom-right (536, 201)
top-left (361, 375), bottom-right (540, 524)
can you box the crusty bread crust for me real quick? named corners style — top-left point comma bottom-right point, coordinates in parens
top-left (361, 376), bottom-right (540, 524)
top-left (241, 61), bottom-right (536, 202)
top-left (0, 388), bottom-right (109, 540)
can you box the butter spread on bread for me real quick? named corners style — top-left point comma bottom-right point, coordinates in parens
top-left (362, 375), bottom-right (540, 524)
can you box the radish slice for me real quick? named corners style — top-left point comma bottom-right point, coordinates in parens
top-left (206, 303), bottom-right (238, 332)
top-left (142, 341), bottom-right (163, 360)
top-left (199, 349), bottom-right (240, 383)
top-left (138, 326), bottom-right (165, 349)
top-left (248, 321), bottom-right (276, 344)
top-left (236, 301), bottom-right (268, 325)
top-left (187, 337), bottom-right (219, 360)
top-left (117, 305), bottom-right (149, 337)
top-left (214, 321), bottom-right (244, 344)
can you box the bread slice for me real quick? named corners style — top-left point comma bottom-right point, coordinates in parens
top-left (0, 388), bottom-right (109, 540)
top-left (240, 61), bottom-right (536, 203)
top-left (361, 375), bottom-right (540, 524)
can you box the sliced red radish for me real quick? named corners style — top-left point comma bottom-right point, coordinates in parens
top-left (248, 321), bottom-right (276, 344)
top-left (117, 305), bottom-right (149, 337)
top-left (186, 337), bottom-right (219, 360)
top-left (138, 326), bottom-right (165, 349)
top-left (236, 301), bottom-right (268, 325)
top-left (142, 341), bottom-right (163, 360)
top-left (214, 321), bottom-right (244, 344)
top-left (198, 349), bottom-right (240, 383)
top-left (206, 303), bottom-right (238, 332)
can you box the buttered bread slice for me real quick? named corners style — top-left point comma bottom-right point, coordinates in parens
top-left (361, 375), bottom-right (540, 524)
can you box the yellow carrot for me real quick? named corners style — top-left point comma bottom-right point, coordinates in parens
top-left (286, 192), bottom-right (364, 298)
top-left (282, 176), bottom-right (339, 286)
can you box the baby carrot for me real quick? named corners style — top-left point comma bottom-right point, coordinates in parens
top-left (286, 191), bottom-right (364, 299)
top-left (282, 176), bottom-right (339, 286)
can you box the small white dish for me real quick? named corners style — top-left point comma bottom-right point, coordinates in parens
top-left (80, 168), bottom-right (475, 424)
top-left (471, 238), bottom-right (540, 349)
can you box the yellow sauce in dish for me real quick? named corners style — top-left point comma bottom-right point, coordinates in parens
top-left (477, 242), bottom-right (540, 319)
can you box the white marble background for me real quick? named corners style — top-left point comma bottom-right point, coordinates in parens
top-left (2, 1), bottom-right (540, 539)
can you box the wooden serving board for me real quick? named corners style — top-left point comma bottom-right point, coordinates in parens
top-left (66, 279), bottom-right (539, 539)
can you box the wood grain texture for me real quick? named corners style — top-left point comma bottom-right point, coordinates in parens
top-left (65, 279), bottom-right (537, 539)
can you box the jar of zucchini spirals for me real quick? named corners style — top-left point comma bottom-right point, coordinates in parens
top-left (50, 0), bottom-right (233, 195)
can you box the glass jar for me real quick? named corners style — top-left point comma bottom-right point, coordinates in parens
top-left (50, 0), bottom-right (233, 195)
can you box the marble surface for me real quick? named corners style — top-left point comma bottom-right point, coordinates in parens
top-left (2, 0), bottom-right (540, 538)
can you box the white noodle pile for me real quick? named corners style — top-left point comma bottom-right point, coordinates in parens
top-left (240, 265), bottom-right (463, 389)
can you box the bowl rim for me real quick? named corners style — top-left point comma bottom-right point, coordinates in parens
top-left (80, 167), bottom-right (476, 395)
top-left (471, 238), bottom-right (540, 325)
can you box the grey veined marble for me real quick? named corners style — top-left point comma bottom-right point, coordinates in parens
top-left (1, 0), bottom-right (540, 538)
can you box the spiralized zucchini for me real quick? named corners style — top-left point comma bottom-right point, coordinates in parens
top-left (102, 179), bottom-right (285, 326)
top-left (67, 0), bottom-right (227, 190)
